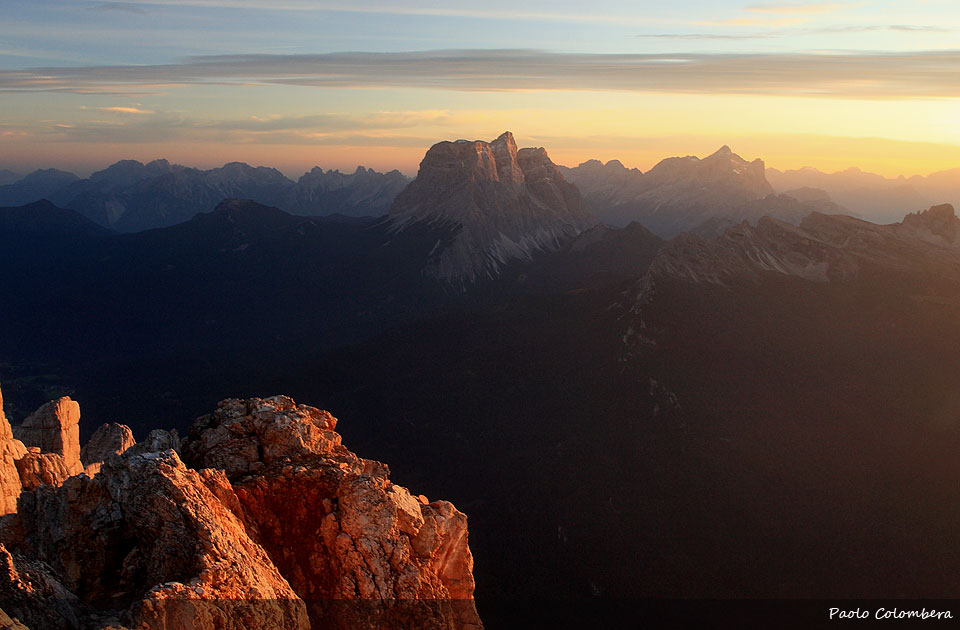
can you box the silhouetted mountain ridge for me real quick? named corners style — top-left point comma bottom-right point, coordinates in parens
top-left (0, 169), bottom-right (80, 207)
top-left (0, 200), bottom-right (111, 236)
top-left (767, 165), bottom-right (960, 223)
top-left (561, 146), bottom-right (780, 236)
top-left (0, 160), bottom-right (410, 232)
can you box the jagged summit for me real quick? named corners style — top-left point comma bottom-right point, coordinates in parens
top-left (572, 158), bottom-right (635, 173)
top-left (490, 131), bottom-right (524, 187)
top-left (390, 131), bottom-right (594, 285)
top-left (900, 203), bottom-right (958, 244)
top-left (646, 145), bottom-right (769, 187)
top-left (0, 160), bottom-right (412, 231)
top-left (88, 158), bottom-right (180, 188)
top-left (914, 202), bottom-right (955, 220)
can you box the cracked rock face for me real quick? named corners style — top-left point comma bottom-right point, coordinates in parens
top-left (13, 397), bottom-right (83, 479)
top-left (15, 451), bottom-right (79, 492)
top-left (184, 396), bottom-right (479, 628)
top-left (1, 395), bottom-right (481, 630)
top-left (0, 385), bottom-right (27, 515)
top-left (81, 423), bottom-right (136, 468)
top-left (1, 392), bottom-right (110, 513)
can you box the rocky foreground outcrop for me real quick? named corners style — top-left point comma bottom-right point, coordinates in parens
top-left (13, 398), bottom-right (83, 482)
top-left (0, 396), bottom-right (86, 504)
top-left (0, 388), bottom-right (26, 516)
top-left (0, 389), bottom-right (480, 630)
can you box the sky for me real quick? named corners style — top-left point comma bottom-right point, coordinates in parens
top-left (1, 0), bottom-right (959, 178)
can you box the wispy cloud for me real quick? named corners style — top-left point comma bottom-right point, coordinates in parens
top-left (2, 49), bottom-right (959, 99)
top-left (194, 110), bottom-right (460, 133)
top-left (887, 24), bottom-right (951, 31)
top-left (636, 32), bottom-right (773, 40)
top-left (99, 106), bottom-right (155, 114)
top-left (80, 0), bottom-right (671, 25)
top-left (89, 2), bottom-right (151, 13)
top-left (21, 109), bottom-right (465, 145)
top-left (637, 24), bottom-right (950, 39)
top-left (696, 1), bottom-right (866, 28)
top-left (697, 17), bottom-right (811, 26)
top-left (746, 1), bottom-right (865, 14)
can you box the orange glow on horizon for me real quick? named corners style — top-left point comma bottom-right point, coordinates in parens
top-left (6, 132), bottom-right (958, 182)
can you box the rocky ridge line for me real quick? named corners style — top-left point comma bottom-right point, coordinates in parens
top-left (620, 204), bottom-right (960, 362)
top-left (639, 203), bottom-right (960, 288)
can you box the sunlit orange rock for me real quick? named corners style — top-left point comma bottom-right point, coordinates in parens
top-left (0, 395), bottom-right (482, 630)
top-left (15, 449), bottom-right (77, 491)
top-left (13, 398), bottom-right (83, 479)
top-left (80, 422), bottom-right (136, 469)
top-left (184, 396), bottom-right (481, 629)
top-left (0, 384), bottom-right (27, 516)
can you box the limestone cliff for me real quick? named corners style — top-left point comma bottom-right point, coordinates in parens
top-left (13, 397), bottom-right (83, 479)
top-left (0, 386), bottom-right (26, 516)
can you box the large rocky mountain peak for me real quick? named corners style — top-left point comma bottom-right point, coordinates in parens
top-left (390, 131), bottom-right (595, 285)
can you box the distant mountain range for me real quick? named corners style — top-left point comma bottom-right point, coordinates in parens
top-left (6, 145), bottom-right (957, 240)
top-left (0, 199), bottom-right (110, 237)
top-left (0, 169), bottom-right (21, 186)
top-left (0, 169), bottom-right (80, 206)
top-left (0, 160), bottom-right (409, 232)
top-left (767, 165), bottom-right (960, 224)
top-left (559, 146), bottom-right (841, 237)
top-left (561, 150), bottom-right (960, 234)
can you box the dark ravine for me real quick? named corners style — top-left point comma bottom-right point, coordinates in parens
top-left (0, 387), bottom-right (481, 630)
